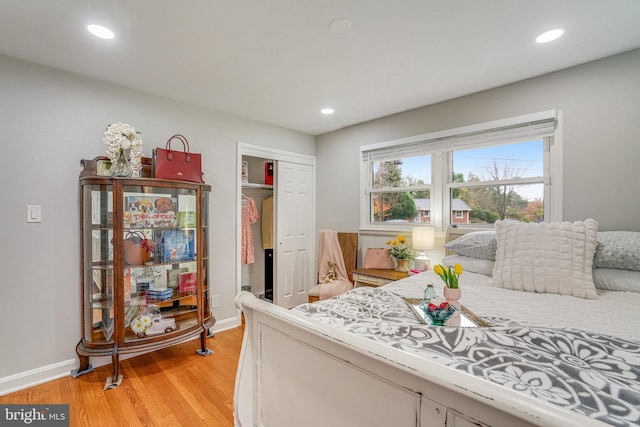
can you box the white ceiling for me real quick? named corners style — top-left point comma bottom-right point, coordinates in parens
top-left (1, 1), bottom-right (639, 136)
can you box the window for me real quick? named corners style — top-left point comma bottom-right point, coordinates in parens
top-left (368, 154), bottom-right (431, 224)
top-left (360, 111), bottom-right (561, 231)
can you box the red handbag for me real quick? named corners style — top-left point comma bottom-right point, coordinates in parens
top-left (153, 134), bottom-right (203, 183)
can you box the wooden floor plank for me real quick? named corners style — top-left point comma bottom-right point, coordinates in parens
top-left (0, 326), bottom-right (243, 427)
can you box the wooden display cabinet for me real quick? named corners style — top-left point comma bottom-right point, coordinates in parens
top-left (73, 158), bottom-right (214, 389)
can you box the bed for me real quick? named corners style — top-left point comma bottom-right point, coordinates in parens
top-left (234, 220), bottom-right (640, 427)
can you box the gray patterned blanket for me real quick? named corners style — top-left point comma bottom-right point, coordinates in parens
top-left (292, 287), bottom-right (640, 426)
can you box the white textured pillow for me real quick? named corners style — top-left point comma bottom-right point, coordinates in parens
top-left (491, 219), bottom-right (599, 299)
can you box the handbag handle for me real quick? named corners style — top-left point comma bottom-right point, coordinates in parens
top-left (165, 134), bottom-right (192, 163)
top-left (125, 231), bottom-right (153, 252)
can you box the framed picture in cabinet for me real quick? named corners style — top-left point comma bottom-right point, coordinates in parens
top-left (160, 229), bottom-right (195, 262)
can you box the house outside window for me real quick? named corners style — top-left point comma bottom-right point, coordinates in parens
top-left (452, 200), bottom-right (470, 224)
top-left (360, 110), bottom-right (562, 231)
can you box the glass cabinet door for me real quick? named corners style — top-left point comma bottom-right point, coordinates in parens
top-left (201, 190), bottom-right (210, 320)
top-left (121, 185), bottom-right (200, 342)
top-left (82, 184), bottom-right (115, 344)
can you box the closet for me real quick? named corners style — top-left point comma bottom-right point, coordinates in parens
top-left (238, 144), bottom-right (316, 309)
top-left (241, 155), bottom-right (274, 301)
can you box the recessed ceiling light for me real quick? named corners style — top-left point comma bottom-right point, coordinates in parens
top-left (536, 28), bottom-right (564, 44)
top-left (320, 108), bottom-right (335, 115)
top-left (87, 24), bottom-right (115, 40)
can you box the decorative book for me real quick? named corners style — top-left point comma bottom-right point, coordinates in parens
top-left (178, 272), bottom-right (197, 294)
top-left (124, 268), bottom-right (131, 301)
top-left (177, 194), bottom-right (196, 228)
top-left (124, 194), bottom-right (177, 228)
top-left (160, 230), bottom-right (195, 262)
top-left (146, 287), bottom-right (174, 301)
top-left (167, 267), bottom-right (189, 288)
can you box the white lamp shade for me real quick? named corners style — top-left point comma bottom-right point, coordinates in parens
top-left (412, 226), bottom-right (435, 250)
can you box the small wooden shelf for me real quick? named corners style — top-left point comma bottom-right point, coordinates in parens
top-left (242, 182), bottom-right (273, 190)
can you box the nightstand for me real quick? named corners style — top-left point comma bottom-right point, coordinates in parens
top-left (350, 269), bottom-right (409, 288)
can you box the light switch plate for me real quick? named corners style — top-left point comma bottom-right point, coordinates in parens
top-left (27, 205), bottom-right (42, 223)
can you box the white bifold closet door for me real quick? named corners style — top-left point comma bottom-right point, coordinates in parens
top-left (275, 161), bottom-right (314, 308)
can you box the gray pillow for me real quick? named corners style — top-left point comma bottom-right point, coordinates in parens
top-left (593, 268), bottom-right (640, 292)
top-left (444, 231), bottom-right (497, 260)
top-left (593, 231), bottom-right (640, 272)
top-left (442, 254), bottom-right (495, 276)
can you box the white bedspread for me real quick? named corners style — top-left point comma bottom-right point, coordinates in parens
top-left (292, 272), bottom-right (640, 425)
top-left (383, 270), bottom-right (640, 342)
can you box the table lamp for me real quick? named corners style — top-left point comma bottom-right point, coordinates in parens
top-left (412, 226), bottom-right (435, 271)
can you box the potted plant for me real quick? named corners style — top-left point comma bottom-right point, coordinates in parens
top-left (433, 264), bottom-right (463, 307)
top-left (385, 234), bottom-right (415, 272)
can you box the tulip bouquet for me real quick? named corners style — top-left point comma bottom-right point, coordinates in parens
top-left (433, 263), bottom-right (463, 289)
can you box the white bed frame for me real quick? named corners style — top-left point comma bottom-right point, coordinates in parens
top-left (233, 291), bottom-right (606, 427)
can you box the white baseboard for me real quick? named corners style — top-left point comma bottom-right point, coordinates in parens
top-left (0, 359), bottom-right (77, 396)
top-left (0, 314), bottom-right (243, 396)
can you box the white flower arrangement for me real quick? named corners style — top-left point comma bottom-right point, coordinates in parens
top-left (103, 122), bottom-right (144, 174)
top-left (130, 314), bottom-right (152, 336)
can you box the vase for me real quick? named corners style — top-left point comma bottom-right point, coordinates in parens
top-left (395, 258), bottom-right (409, 272)
top-left (424, 284), bottom-right (436, 302)
top-left (111, 148), bottom-right (132, 177)
top-left (443, 286), bottom-right (461, 309)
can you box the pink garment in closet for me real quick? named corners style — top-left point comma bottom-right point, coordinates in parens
top-left (241, 197), bottom-right (259, 264)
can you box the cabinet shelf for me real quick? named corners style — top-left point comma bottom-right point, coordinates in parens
top-left (242, 182), bottom-right (273, 190)
top-left (90, 291), bottom-right (198, 309)
top-left (89, 260), bottom-right (199, 269)
top-left (76, 165), bottom-right (214, 388)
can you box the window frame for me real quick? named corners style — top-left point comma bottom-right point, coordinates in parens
top-left (359, 110), bottom-right (563, 232)
top-left (365, 154), bottom-right (433, 224)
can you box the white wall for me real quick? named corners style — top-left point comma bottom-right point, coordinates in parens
top-left (316, 49), bottom-right (640, 246)
top-left (2, 47), bottom-right (639, 393)
top-left (0, 54), bottom-right (314, 391)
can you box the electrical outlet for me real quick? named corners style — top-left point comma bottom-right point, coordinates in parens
top-left (211, 295), bottom-right (219, 308)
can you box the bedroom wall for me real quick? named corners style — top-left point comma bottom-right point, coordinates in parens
top-left (0, 54), bottom-right (314, 391)
top-left (316, 48), bottom-right (640, 249)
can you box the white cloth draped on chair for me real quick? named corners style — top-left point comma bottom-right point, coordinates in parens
top-left (317, 230), bottom-right (353, 300)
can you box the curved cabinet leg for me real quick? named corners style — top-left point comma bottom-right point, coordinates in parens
top-left (71, 355), bottom-right (94, 378)
top-left (71, 342), bottom-right (94, 378)
top-left (104, 351), bottom-right (123, 390)
top-left (196, 329), bottom-right (213, 356)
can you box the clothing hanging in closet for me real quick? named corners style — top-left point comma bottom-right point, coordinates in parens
top-left (261, 196), bottom-right (274, 300)
top-left (241, 196), bottom-right (259, 264)
top-left (261, 196), bottom-right (273, 250)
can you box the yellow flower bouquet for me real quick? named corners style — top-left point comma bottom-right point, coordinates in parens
top-left (385, 234), bottom-right (415, 260)
top-left (433, 263), bottom-right (463, 289)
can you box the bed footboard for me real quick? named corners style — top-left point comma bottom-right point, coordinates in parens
top-left (233, 292), bottom-right (601, 427)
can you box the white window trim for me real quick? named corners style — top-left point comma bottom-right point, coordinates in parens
top-left (359, 110), bottom-right (563, 232)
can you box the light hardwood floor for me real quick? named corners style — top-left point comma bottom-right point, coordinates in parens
top-left (0, 326), bottom-right (244, 426)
